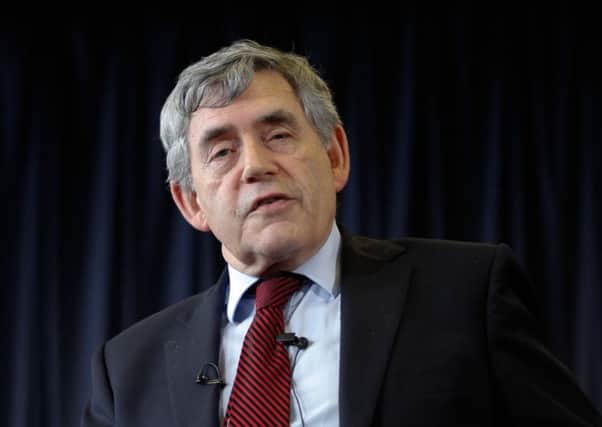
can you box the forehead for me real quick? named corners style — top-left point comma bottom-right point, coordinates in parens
top-left (190, 70), bottom-right (305, 131)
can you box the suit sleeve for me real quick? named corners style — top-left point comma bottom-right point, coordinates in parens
top-left (82, 344), bottom-right (115, 427)
top-left (487, 244), bottom-right (601, 426)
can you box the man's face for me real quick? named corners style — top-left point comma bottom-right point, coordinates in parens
top-left (173, 70), bottom-right (349, 276)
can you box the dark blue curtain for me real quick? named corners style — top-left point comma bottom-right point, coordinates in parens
top-left (2, 13), bottom-right (600, 427)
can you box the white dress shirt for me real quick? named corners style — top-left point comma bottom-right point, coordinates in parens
top-left (220, 223), bottom-right (341, 426)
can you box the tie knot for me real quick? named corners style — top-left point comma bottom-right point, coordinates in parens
top-left (255, 274), bottom-right (302, 310)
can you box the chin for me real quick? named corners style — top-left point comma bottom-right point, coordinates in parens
top-left (253, 222), bottom-right (306, 257)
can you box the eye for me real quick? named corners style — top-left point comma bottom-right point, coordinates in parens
top-left (212, 148), bottom-right (231, 159)
top-left (269, 132), bottom-right (291, 141)
top-left (208, 143), bottom-right (237, 162)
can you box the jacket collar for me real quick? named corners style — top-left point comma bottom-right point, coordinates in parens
top-left (164, 269), bottom-right (227, 427)
top-left (338, 229), bottom-right (412, 427)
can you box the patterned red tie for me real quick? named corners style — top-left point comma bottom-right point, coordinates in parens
top-left (224, 274), bottom-right (302, 426)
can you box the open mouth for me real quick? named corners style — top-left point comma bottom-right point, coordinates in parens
top-left (251, 194), bottom-right (290, 212)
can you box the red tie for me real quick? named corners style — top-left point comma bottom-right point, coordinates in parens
top-left (224, 274), bottom-right (302, 426)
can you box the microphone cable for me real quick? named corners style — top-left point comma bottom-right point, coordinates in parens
top-left (289, 345), bottom-right (306, 427)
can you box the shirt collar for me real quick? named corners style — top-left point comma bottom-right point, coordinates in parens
top-left (226, 222), bottom-right (341, 322)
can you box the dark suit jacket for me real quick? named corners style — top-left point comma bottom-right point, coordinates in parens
top-left (82, 233), bottom-right (601, 426)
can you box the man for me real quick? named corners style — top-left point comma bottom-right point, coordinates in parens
top-left (82, 40), bottom-right (601, 426)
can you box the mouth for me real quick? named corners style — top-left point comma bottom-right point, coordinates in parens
top-left (250, 193), bottom-right (292, 213)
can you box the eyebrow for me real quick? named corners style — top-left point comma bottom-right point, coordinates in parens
top-left (255, 109), bottom-right (301, 131)
top-left (199, 125), bottom-right (236, 148)
top-left (198, 109), bottom-right (301, 148)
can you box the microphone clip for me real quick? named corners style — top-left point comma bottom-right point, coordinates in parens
top-left (196, 362), bottom-right (225, 387)
top-left (276, 332), bottom-right (309, 350)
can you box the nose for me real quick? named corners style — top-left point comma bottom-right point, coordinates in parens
top-left (240, 139), bottom-right (278, 183)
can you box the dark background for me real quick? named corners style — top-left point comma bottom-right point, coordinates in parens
top-left (2, 11), bottom-right (600, 427)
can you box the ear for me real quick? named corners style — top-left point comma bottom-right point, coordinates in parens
top-left (326, 125), bottom-right (350, 192)
top-left (170, 183), bottom-right (211, 232)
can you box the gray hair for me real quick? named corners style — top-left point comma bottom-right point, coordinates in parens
top-left (159, 39), bottom-right (341, 190)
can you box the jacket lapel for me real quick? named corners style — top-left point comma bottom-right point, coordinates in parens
top-left (339, 232), bottom-right (412, 427)
top-left (164, 271), bottom-right (227, 427)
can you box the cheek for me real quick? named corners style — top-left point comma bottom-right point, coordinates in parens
top-left (210, 181), bottom-right (240, 218)
top-left (194, 180), bottom-right (221, 215)
top-left (307, 158), bottom-right (335, 193)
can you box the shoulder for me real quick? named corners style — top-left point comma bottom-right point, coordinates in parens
top-left (344, 232), bottom-right (523, 290)
top-left (103, 293), bottom-right (203, 363)
top-left (346, 231), bottom-right (505, 265)
top-left (395, 237), bottom-right (531, 304)
top-left (109, 293), bottom-right (201, 344)
top-left (104, 281), bottom-right (224, 358)
top-left (398, 236), bottom-right (503, 264)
